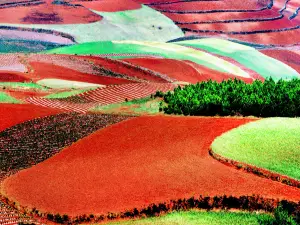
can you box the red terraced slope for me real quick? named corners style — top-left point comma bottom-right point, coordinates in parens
top-left (82, 56), bottom-right (171, 82)
top-left (0, 3), bottom-right (102, 24)
top-left (164, 10), bottom-right (280, 24)
top-left (261, 49), bottom-right (300, 73)
top-left (0, 104), bottom-right (61, 131)
top-left (3, 116), bottom-right (300, 216)
top-left (123, 58), bottom-right (254, 83)
top-left (72, 0), bottom-right (141, 12)
top-left (0, 71), bottom-right (30, 82)
top-left (30, 62), bottom-right (132, 85)
top-left (26, 83), bottom-right (177, 112)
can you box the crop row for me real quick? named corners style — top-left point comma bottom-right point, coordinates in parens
top-left (0, 113), bottom-right (131, 181)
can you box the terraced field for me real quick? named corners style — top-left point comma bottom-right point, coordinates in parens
top-left (0, 0), bottom-right (299, 224)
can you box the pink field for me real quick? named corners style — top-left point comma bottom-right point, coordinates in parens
top-left (3, 116), bottom-right (300, 216)
top-left (0, 29), bottom-right (74, 44)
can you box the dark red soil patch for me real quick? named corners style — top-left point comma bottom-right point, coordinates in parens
top-left (124, 58), bottom-right (253, 83)
top-left (261, 49), bottom-right (300, 73)
top-left (73, 0), bottom-right (141, 12)
top-left (3, 116), bottom-right (300, 216)
top-left (0, 4), bottom-right (102, 24)
top-left (0, 103), bottom-right (61, 131)
top-left (30, 62), bottom-right (133, 85)
top-left (0, 71), bottom-right (30, 82)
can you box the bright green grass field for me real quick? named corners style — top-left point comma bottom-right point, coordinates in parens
top-left (88, 211), bottom-right (271, 225)
top-left (211, 118), bottom-right (300, 180)
top-left (175, 38), bottom-right (300, 81)
top-left (46, 40), bottom-right (250, 78)
top-left (0, 92), bottom-right (21, 103)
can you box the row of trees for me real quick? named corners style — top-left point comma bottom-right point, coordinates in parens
top-left (159, 78), bottom-right (300, 117)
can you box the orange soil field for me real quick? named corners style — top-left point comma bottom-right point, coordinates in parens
top-left (0, 4), bottom-right (102, 24)
top-left (73, 0), bottom-right (141, 12)
top-left (30, 62), bottom-right (133, 85)
top-left (3, 116), bottom-right (300, 216)
top-left (123, 58), bottom-right (254, 83)
top-left (0, 104), bottom-right (61, 131)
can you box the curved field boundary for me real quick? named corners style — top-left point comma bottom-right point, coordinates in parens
top-left (2, 116), bottom-right (300, 220)
top-left (209, 149), bottom-right (300, 188)
top-left (174, 14), bottom-right (284, 25)
top-left (0, 0), bottom-right (44, 8)
top-left (0, 112), bottom-right (131, 181)
top-left (26, 97), bottom-right (97, 113)
top-left (145, 0), bottom-right (221, 5)
top-left (181, 24), bottom-right (300, 35)
top-left (0, 25), bottom-right (75, 43)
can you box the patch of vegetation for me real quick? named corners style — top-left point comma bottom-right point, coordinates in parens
top-left (161, 78), bottom-right (300, 117)
top-left (0, 92), bottom-right (21, 103)
top-left (88, 210), bottom-right (272, 225)
top-left (44, 88), bottom-right (94, 99)
top-left (92, 97), bottom-right (161, 114)
top-left (211, 117), bottom-right (300, 180)
top-left (0, 82), bottom-right (48, 90)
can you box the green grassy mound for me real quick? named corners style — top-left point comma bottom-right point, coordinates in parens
top-left (92, 211), bottom-right (271, 225)
top-left (0, 92), bottom-right (21, 103)
top-left (211, 118), bottom-right (300, 180)
top-left (175, 38), bottom-right (300, 81)
top-left (0, 5), bottom-right (183, 43)
top-left (45, 40), bottom-right (250, 78)
top-left (92, 97), bottom-right (160, 114)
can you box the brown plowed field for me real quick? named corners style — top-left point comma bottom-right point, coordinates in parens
top-left (0, 104), bottom-right (61, 131)
top-left (3, 116), bottom-right (300, 216)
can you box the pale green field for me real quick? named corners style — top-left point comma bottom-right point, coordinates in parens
top-left (46, 40), bottom-right (250, 78)
top-left (0, 82), bottom-right (47, 90)
top-left (0, 92), bottom-right (21, 103)
top-left (44, 88), bottom-right (95, 99)
top-left (175, 38), bottom-right (300, 81)
top-left (212, 118), bottom-right (300, 180)
top-left (0, 5), bottom-right (183, 43)
top-left (37, 79), bottom-right (104, 89)
top-left (86, 211), bottom-right (271, 225)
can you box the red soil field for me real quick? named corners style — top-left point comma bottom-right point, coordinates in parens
top-left (185, 29), bottom-right (300, 45)
top-left (151, 0), bottom-right (262, 11)
top-left (260, 49), bottom-right (300, 73)
top-left (5, 89), bottom-right (53, 100)
top-left (181, 17), bottom-right (296, 33)
top-left (82, 56), bottom-right (168, 82)
top-left (123, 58), bottom-right (254, 83)
top-left (164, 10), bottom-right (280, 24)
top-left (0, 71), bottom-right (30, 82)
top-left (0, 104), bottom-right (61, 132)
top-left (73, 0), bottom-right (141, 12)
top-left (0, 4), bottom-right (102, 24)
top-left (30, 62), bottom-right (133, 85)
top-left (3, 116), bottom-right (300, 216)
